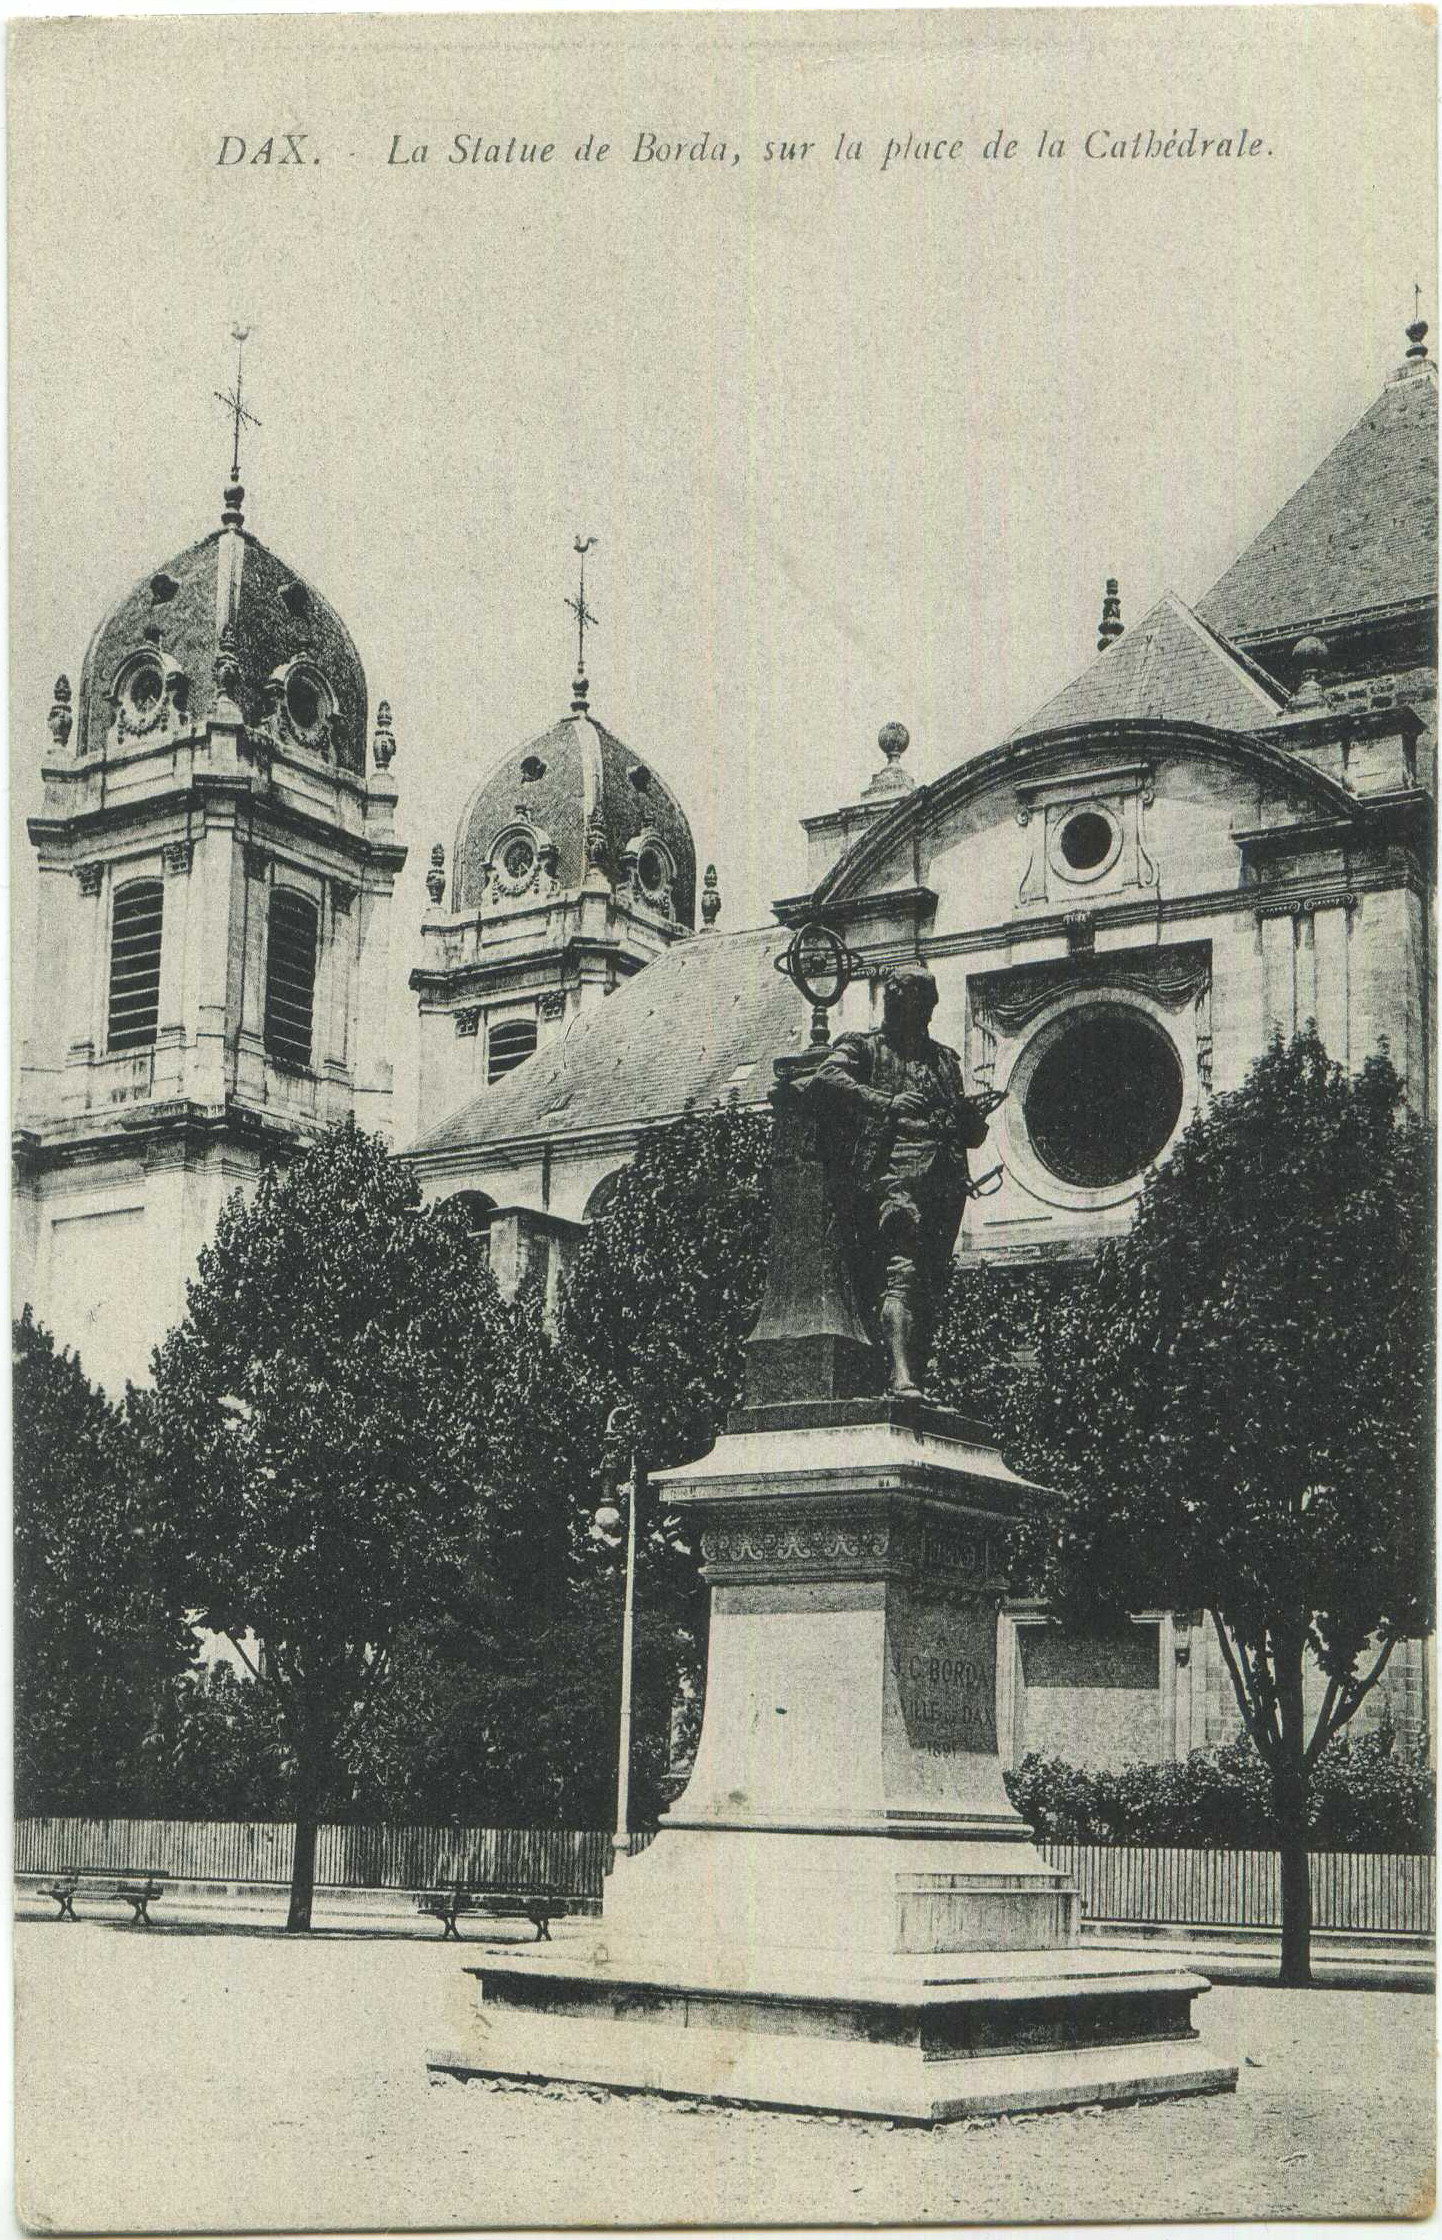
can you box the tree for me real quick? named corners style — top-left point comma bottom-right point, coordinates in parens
top-left (13, 1309), bottom-right (194, 1815)
top-left (136, 1125), bottom-right (553, 1929)
top-left (553, 1102), bottom-right (774, 1824)
top-left (1004, 1032), bottom-right (1434, 1985)
top-left (561, 1102), bottom-right (773, 1471)
top-left (291, 1105), bottom-right (773, 1840)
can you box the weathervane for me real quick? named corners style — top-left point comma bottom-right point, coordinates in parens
top-left (214, 325), bottom-right (261, 486)
top-left (566, 536), bottom-right (598, 681)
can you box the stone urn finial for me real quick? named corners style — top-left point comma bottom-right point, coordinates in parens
top-left (47, 674), bottom-right (73, 751)
top-left (701, 862), bottom-right (722, 929)
top-left (426, 842), bottom-right (446, 906)
top-left (373, 699), bottom-right (397, 771)
top-left (1098, 577), bottom-right (1123, 653)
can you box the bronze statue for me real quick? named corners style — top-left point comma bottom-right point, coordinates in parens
top-left (806, 965), bottom-right (992, 1400)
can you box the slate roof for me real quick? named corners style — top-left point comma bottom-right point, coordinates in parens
top-left (453, 703), bottom-right (696, 925)
top-left (1198, 366), bottom-right (1438, 643)
top-left (1010, 593), bottom-right (1285, 741)
top-left (409, 924), bottom-right (802, 1158)
top-left (79, 522), bottom-right (369, 772)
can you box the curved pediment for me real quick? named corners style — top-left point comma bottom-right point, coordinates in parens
top-left (812, 716), bottom-right (1364, 917)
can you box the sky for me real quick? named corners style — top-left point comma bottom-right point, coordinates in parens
top-left (9, 8), bottom-right (1436, 1144)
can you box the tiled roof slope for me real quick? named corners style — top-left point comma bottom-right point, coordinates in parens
top-left (79, 526), bottom-right (369, 772)
top-left (1199, 368), bottom-right (1438, 641)
top-left (1010, 593), bottom-right (1284, 741)
top-left (409, 924), bottom-right (802, 1157)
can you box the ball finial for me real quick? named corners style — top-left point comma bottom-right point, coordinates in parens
top-left (864, 720), bottom-right (914, 801)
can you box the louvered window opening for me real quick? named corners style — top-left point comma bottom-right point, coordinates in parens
top-left (265, 889), bottom-right (319, 1070)
top-left (107, 880), bottom-right (164, 1052)
top-left (488, 1017), bottom-right (538, 1084)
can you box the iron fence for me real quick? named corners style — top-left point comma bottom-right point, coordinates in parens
top-left (14, 1817), bottom-right (636, 1896)
top-left (1041, 1841), bottom-right (1435, 1936)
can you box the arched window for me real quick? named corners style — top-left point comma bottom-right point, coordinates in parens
top-left (107, 878), bottom-right (164, 1052)
top-left (583, 1168), bottom-right (627, 1224)
top-left (264, 888), bottom-right (319, 1070)
top-left (487, 1016), bottom-right (538, 1084)
top-left (449, 1190), bottom-right (497, 1262)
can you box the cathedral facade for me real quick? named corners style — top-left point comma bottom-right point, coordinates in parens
top-left (15, 320), bottom-right (1436, 1766)
top-left (407, 321), bottom-right (1437, 1765)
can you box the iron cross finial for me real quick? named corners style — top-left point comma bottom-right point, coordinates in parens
top-left (214, 324), bottom-right (261, 486)
top-left (566, 536), bottom-right (599, 679)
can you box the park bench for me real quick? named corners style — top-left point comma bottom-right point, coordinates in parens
top-left (107, 1875), bottom-right (165, 1926)
top-left (38, 1872), bottom-right (79, 1921)
top-left (30, 1870), bottom-right (165, 1924)
top-left (415, 1886), bottom-right (583, 1941)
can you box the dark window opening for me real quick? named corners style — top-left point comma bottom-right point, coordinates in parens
top-left (264, 888), bottom-right (319, 1070)
top-left (637, 844), bottom-right (669, 895)
top-left (1024, 1006), bottom-right (1183, 1190)
top-left (286, 669), bottom-right (324, 737)
top-left (1058, 810), bottom-right (1114, 872)
top-left (488, 1017), bottom-right (538, 1084)
top-left (107, 879), bottom-right (164, 1052)
top-left (450, 1190), bottom-right (496, 1262)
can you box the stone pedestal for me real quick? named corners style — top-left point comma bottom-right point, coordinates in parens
top-left (430, 1399), bottom-right (1237, 2122)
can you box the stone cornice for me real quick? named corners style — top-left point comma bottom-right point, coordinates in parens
top-left (773, 884), bottom-right (938, 932)
top-left (12, 1092), bottom-right (329, 1175)
top-left (836, 861), bottom-right (1428, 972)
top-left (28, 779), bottom-right (406, 879)
top-left (1229, 591), bottom-right (1437, 651)
top-left (694, 1492), bottom-right (1017, 1590)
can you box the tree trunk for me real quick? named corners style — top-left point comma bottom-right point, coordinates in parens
top-left (285, 1731), bottom-right (329, 1933)
top-left (1273, 1628), bottom-right (1313, 1988)
top-left (1277, 1818), bottom-right (1313, 1988)
top-left (287, 1808), bottom-right (319, 1932)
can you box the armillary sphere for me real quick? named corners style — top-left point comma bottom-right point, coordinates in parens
top-left (775, 920), bottom-right (866, 1044)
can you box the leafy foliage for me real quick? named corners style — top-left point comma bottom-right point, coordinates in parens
top-left (135, 1664), bottom-right (293, 1819)
top-left (134, 1125), bottom-right (577, 1920)
top-left (1007, 1729), bottom-right (1435, 1852)
top-left (559, 1103), bottom-right (773, 1470)
top-left (13, 1309), bottom-right (195, 1815)
top-left (929, 1257), bottom-right (1080, 1428)
top-left (1004, 1031), bottom-right (1434, 1979)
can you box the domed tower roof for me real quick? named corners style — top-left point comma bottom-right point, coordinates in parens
top-left (453, 684), bottom-right (697, 927)
top-left (76, 484), bottom-right (368, 771)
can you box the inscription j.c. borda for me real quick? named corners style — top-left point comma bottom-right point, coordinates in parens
top-left (897, 1604), bottom-right (998, 1753)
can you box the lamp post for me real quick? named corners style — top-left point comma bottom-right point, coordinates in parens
top-left (592, 1407), bottom-right (644, 1854)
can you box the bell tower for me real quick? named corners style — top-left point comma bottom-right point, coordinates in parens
top-left (411, 541), bottom-right (697, 1133)
top-left (14, 379), bottom-right (407, 1395)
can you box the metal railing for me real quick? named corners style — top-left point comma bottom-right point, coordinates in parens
top-left (1041, 1841), bottom-right (1435, 1936)
top-left (14, 1817), bottom-right (637, 1896)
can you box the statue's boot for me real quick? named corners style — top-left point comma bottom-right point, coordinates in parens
top-left (881, 1255), bottom-right (929, 1398)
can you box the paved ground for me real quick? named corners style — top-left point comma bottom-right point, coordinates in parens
top-left (14, 1909), bottom-right (1436, 2232)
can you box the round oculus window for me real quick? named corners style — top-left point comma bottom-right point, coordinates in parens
top-left (1058, 809), bottom-right (1116, 873)
top-left (494, 832), bottom-right (538, 894)
top-left (285, 668), bottom-right (326, 738)
top-left (636, 843), bottom-right (670, 897)
top-left (125, 662), bottom-right (163, 714)
top-left (1023, 1007), bottom-right (1184, 1190)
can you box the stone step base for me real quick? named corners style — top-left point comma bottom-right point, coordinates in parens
top-left (429, 2008), bottom-right (1236, 2125)
top-left (429, 1942), bottom-right (1237, 2124)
